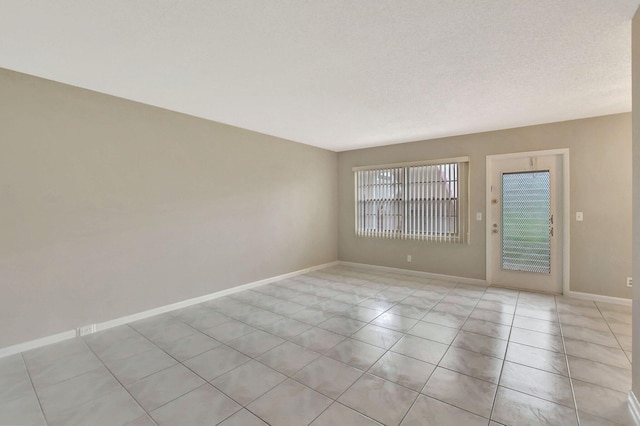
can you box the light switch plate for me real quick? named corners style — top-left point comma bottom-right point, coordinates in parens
top-left (576, 212), bottom-right (583, 221)
top-left (476, 212), bottom-right (482, 221)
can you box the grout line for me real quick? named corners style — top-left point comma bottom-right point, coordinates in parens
top-left (488, 289), bottom-right (520, 422)
top-left (554, 295), bottom-right (581, 426)
top-left (19, 352), bottom-right (49, 426)
top-left (12, 265), bottom-right (628, 426)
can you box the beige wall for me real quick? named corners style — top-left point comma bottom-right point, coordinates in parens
top-left (0, 68), bottom-right (338, 349)
top-left (632, 6), bottom-right (640, 400)
top-left (338, 114), bottom-right (632, 299)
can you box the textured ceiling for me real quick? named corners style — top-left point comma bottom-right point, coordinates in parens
top-left (1, 1), bottom-right (639, 151)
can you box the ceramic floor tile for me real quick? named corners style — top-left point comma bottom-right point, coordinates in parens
top-left (499, 361), bottom-right (573, 408)
top-left (387, 303), bottom-right (431, 320)
top-left (432, 302), bottom-right (474, 317)
top-left (127, 363), bottom-right (205, 411)
top-left (557, 304), bottom-right (601, 318)
top-left (259, 317), bottom-right (312, 339)
top-left (422, 311), bottom-right (468, 329)
top-left (359, 298), bottom-right (396, 311)
top-left (37, 366), bottom-right (122, 417)
top-left (318, 316), bottom-right (367, 336)
top-left (371, 313), bottom-right (419, 332)
top-left (256, 341), bottom-right (320, 376)
top-left (577, 411), bottom-right (624, 426)
top-left (290, 327), bottom-right (346, 354)
top-left (203, 320), bottom-right (258, 343)
top-left (0, 355), bottom-right (33, 403)
top-left (352, 323), bottom-right (404, 349)
top-left (399, 394), bottom-right (488, 426)
top-left (505, 342), bottom-right (568, 376)
top-left (439, 346), bottom-right (503, 383)
top-left (391, 335), bottom-right (449, 364)
top-left (270, 301), bottom-right (306, 315)
top-left (226, 330), bottom-right (284, 358)
top-left (82, 326), bottom-right (143, 355)
top-left (514, 306), bottom-right (558, 322)
top-left (218, 409), bottom-right (268, 426)
top-left (184, 310), bottom-right (231, 331)
top-left (558, 313), bottom-right (611, 331)
top-left (369, 351), bottom-right (436, 392)
top-left (407, 321), bottom-right (459, 345)
top-left (90, 334), bottom-right (158, 364)
top-left (561, 324), bottom-right (620, 348)
top-left (155, 331), bottom-right (221, 362)
top-left (343, 306), bottom-right (385, 322)
top-left (469, 308), bottom-right (514, 326)
top-left (23, 338), bottom-right (90, 367)
top-left (616, 333), bottom-right (632, 352)
top-left (475, 299), bottom-right (516, 314)
top-left (47, 387), bottom-right (146, 426)
top-left (563, 338), bottom-right (630, 369)
top-left (248, 379), bottom-right (332, 426)
top-left (325, 338), bottom-right (386, 370)
top-left (293, 356), bottom-right (363, 399)
top-left (290, 294), bottom-right (326, 307)
top-left (462, 318), bottom-right (510, 340)
top-left (377, 290), bottom-right (410, 302)
top-left (28, 349), bottom-right (103, 389)
top-left (451, 331), bottom-right (507, 359)
top-left (149, 384), bottom-right (241, 426)
top-left (107, 348), bottom-right (177, 386)
top-left (572, 380), bottom-right (634, 425)
top-left (609, 321), bottom-right (632, 336)
top-left (567, 356), bottom-right (631, 393)
top-left (509, 327), bottom-right (564, 353)
top-left (0, 390), bottom-right (46, 426)
top-left (311, 402), bottom-right (382, 425)
top-left (338, 374), bottom-right (418, 426)
top-left (402, 296), bottom-right (438, 310)
top-left (288, 308), bottom-right (336, 325)
top-left (212, 360), bottom-right (286, 406)
top-left (491, 386), bottom-right (578, 426)
top-left (422, 367), bottom-right (496, 418)
top-left (131, 317), bottom-right (196, 346)
top-left (316, 300), bottom-right (352, 314)
top-left (125, 413), bottom-right (157, 426)
top-left (183, 345), bottom-right (250, 380)
top-left (512, 316), bottom-right (561, 336)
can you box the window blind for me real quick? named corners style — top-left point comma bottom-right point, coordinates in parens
top-left (354, 158), bottom-right (469, 243)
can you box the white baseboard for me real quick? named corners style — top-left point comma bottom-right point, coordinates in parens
top-left (338, 261), bottom-right (488, 286)
top-left (565, 290), bottom-right (632, 306)
top-left (0, 330), bottom-right (77, 359)
top-left (0, 261), bottom-right (339, 359)
top-left (629, 391), bottom-right (640, 426)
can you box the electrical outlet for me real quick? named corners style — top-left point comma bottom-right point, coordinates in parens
top-left (77, 324), bottom-right (96, 337)
top-left (407, 255), bottom-right (412, 262)
top-left (627, 277), bottom-right (633, 288)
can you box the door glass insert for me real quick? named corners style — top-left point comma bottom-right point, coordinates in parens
top-left (501, 171), bottom-right (551, 274)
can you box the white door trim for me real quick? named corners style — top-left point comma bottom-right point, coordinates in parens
top-left (486, 149), bottom-right (570, 294)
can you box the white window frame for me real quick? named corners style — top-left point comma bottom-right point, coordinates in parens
top-left (353, 157), bottom-right (470, 243)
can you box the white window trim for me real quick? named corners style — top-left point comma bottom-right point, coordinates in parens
top-left (353, 157), bottom-right (470, 243)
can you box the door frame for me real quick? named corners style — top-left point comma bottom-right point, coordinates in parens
top-left (485, 149), bottom-right (570, 294)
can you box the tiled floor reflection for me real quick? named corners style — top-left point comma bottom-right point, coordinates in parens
top-left (0, 265), bottom-right (633, 425)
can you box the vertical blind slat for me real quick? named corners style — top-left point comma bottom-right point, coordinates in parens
top-left (354, 160), bottom-right (468, 243)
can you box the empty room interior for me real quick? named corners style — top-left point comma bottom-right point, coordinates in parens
top-left (2, 2), bottom-right (640, 426)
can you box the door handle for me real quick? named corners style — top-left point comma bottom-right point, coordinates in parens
top-left (492, 223), bottom-right (498, 234)
top-left (550, 227), bottom-right (554, 237)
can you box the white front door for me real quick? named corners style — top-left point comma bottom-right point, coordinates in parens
top-left (489, 154), bottom-right (563, 293)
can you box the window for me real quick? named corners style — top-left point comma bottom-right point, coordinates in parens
top-left (354, 157), bottom-right (469, 243)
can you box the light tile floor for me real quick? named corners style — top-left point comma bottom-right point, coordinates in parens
top-left (0, 265), bottom-right (634, 425)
